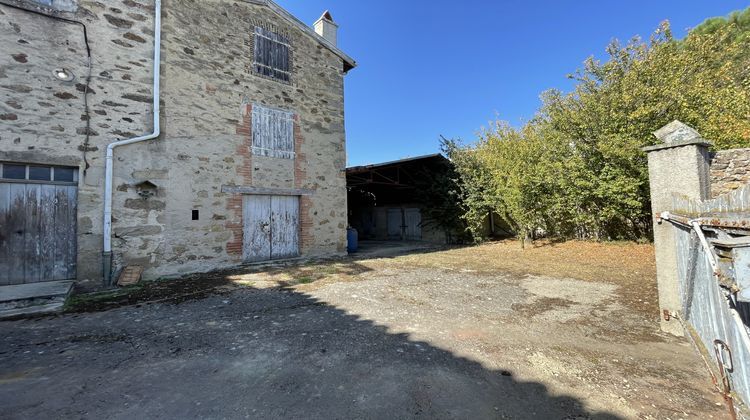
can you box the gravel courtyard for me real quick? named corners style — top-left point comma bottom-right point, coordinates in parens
top-left (0, 241), bottom-right (725, 419)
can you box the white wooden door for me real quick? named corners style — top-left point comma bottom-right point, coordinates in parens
top-left (242, 195), bottom-right (299, 262)
top-left (404, 208), bottom-right (422, 240)
top-left (243, 195), bottom-right (272, 262)
top-left (270, 196), bottom-right (299, 259)
top-left (386, 208), bottom-right (402, 240)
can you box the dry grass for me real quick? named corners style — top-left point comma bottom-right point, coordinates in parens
top-left (392, 239), bottom-right (658, 317)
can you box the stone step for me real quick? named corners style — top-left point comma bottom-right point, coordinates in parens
top-left (0, 281), bottom-right (74, 319)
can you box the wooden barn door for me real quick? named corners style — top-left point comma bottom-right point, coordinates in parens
top-left (270, 196), bottom-right (299, 260)
top-left (0, 178), bottom-right (78, 286)
top-left (243, 195), bottom-right (299, 262)
top-left (404, 208), bottom-right (422, 240)
top-left (386, 209), bottom-right (403, 240)
top-left (243, 195), bottom-right (272, 263)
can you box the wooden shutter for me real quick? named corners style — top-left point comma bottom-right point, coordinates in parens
top-left (253, 27), bottom-right (291, 82)
top-left (252, 104), bottom-right (295, 160)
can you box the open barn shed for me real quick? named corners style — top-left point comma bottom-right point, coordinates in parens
top-left (346, 154), bottom-right (465, 244)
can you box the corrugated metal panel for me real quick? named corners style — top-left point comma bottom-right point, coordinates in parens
top-left (669, 185), bottom-right (750, 418)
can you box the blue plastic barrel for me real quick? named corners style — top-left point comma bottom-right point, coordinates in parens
top-left (347, 228), bottom-right (358, 253)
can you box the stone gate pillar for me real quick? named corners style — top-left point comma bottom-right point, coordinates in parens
top-left (643, 121), bottom-right (711, 336)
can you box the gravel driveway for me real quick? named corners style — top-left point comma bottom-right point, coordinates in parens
top-left (0, 242), bottom-right (724, 419)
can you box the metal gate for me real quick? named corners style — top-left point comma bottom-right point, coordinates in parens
top-left (242, 195), bottom-right (299, 262)
top-left (662, 184), bottom-right (750, 418)
top-left (0, 163), bottom-right (78, 285)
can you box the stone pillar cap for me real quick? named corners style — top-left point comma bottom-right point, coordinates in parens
top-left (643, 120), bottom-right (712, 152)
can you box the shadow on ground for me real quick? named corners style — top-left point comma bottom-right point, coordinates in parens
top-left (0, 274), bottom-right (623, 419)
top-left (64, 241), bottom-right (449, 313)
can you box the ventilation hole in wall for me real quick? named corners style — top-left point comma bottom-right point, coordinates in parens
top-left (192, 210), bottom-right (199, 221)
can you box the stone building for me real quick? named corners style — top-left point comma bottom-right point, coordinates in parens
top-left (0, 0), bottom-right (356, 288)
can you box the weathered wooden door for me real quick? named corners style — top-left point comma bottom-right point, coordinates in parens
top-left (404, 208), bottom-right (422, 240)
top-left (243, 195), bottom-right (299, 262)
top-left (270, 195), bottom-right (299, 259)
top-left (243, 195), bottom-right (272, 263)
top-left (0, 182), bottom-right (78, 285)
top-left (387, 208), bottom-right (402, 240)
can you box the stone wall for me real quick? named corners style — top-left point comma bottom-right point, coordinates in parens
top-left (710, 148), bottom-right (750, 198)
top-left (1, 0), bottom-right (351, 284)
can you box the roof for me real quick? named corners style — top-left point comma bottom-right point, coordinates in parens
top-left (346, 154), bottom-right (447, 174)
top-left (246, 0), bottom-right (357, 72)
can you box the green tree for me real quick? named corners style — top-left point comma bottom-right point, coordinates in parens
top-left (450, 8), bottom-right (750, 243)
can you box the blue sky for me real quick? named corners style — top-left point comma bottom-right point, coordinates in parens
top-left (275, 1), bottom-right (748, 166)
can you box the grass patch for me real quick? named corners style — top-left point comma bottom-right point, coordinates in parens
top-left (64, 286), bottom-right (142, 311)
top-left (296, 276), bottom-right (314, 284)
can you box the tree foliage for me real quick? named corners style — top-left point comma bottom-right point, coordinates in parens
top-left (449, 8), bottom-right (750, 242)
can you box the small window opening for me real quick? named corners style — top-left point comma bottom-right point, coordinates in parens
top-left (192, 210), bottom-right (199, 221)
top-left (0, 163), bottom-right (77, 183)
top-left (2, 164), bottom-right (26, 180)
top-left (29, 166), bottom-right (52, 181)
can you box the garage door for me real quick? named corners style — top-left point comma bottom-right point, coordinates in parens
top-left (243, 195), bottom-right (299, 262)
top-left (0, 163), bottom-right (78, 285)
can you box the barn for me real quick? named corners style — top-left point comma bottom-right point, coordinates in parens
top-left (346, 154), bottom-right (457, 244)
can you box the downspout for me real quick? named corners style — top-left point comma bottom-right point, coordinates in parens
top-left (102, 0), bottom-right (162, 285)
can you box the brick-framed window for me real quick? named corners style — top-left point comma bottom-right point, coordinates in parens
top-left (253, 26), bottom-right (291, 83)
top-left (252, 104), bottom-right (295, 160)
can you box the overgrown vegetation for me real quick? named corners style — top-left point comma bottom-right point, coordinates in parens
top-left (448, 8), bottom-right (750, 242)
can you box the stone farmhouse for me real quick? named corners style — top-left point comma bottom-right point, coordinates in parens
top-left (0, 0), bottom-right (356, 288)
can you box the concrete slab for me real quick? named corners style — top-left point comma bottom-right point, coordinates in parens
top-left (352, 240), bottom-right (438, 259)
top-left (0, 281), bottom-right (74, 303)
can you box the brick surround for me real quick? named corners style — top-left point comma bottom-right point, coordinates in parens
top-left (294, 114), bottom-right (313, 253)
top-left (226, 103), bottom-right (254, 257)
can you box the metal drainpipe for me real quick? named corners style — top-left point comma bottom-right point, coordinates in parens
top-left (102, 0), bottom-right (162, 285)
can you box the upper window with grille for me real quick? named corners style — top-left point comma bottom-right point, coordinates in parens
top-left (252, 104), bottom-right (295, 160)
top-left (253, 27), bottom-right (291, 83)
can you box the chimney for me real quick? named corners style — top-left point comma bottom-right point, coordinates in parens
top-left (314, 10), bottom-right (338, 46)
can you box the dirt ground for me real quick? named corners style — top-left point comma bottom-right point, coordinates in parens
top-left (0, 240), bottom-right (726, 419)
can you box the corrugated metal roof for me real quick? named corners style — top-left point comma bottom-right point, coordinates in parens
top-left (346, 154), bottom-right (447, 173)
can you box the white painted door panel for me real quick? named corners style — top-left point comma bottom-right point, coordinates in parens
top-left (270, 196), bottom-right (299, 259)
top-left (243, 195), bottom-right (272, 262)
top-left (242, 195), bottom-right (299, 262)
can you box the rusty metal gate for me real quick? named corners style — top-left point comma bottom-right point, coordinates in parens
top-left (661, 184), bottom-right (750, 419)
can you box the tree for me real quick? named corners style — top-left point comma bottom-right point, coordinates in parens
top-left (450, 8), bottom-right (750, 242)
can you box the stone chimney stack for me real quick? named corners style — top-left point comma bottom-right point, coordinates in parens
top-left (314, 10), bottom-right (338, 46)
